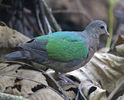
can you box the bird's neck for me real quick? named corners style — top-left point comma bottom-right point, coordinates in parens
top-left (85, 29), bottom-right (100, 39)
top-left (82, 30), bottom-right (100, 51)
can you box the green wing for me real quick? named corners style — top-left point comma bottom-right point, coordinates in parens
top-left (36, 32), bottom-right (88, 62)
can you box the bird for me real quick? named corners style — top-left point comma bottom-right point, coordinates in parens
top-left (5, 20), bottom-right (109, 73)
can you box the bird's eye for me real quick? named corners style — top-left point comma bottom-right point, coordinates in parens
top-left (100, 26), bottom-right (104, 29)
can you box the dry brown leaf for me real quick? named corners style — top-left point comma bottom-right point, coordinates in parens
top-left (68, 52), bottom-right (124, 91)
top-left (0, 64), bottom-right (21, 75)
top-left (0, 63), bottom-right (21, 93)
top-left (0, 26), bottom-right (30, 48)
top-left (0, 62), bottom-right (48, 98)
top-left (0, 44), bottom-right (124, 100)
top-left (61, 84), bottom-right (76, 100)
top-left (65, 45), bottom-right (124, 100)
top-left (0, 61), bottom-right (65, 100)
top-left (29, 88), bottom-right (64, 100)
top-left (79, 80), bottom-right (107, 100)
top-left (114, 44), bottom-right (124, 57)
top-left (0, 76), bottom-right (16, 93)
top-left (4, 70), bottom-right (48, 97)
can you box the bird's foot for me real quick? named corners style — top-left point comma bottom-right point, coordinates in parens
top-left (58, 74), bottom-right (78, 86)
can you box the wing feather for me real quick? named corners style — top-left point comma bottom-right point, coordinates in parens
top-left (19, 32), bottom-right (89, 62)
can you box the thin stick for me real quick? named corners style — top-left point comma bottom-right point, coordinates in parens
top-left (39, 0), bottom-right (62, 31)
top-left (44, 16), bottom-right (52, 34)
top-left (46, 73), bottom-right (69, 100)
top-left (78, 82), bottom-right (87, 100)
top-left (23, 8), bottom-right (41, 35)
top-left (36, 5), bottom-right (45, 35)
top-left (38, 0), bottom-right (48, 34)
top-left (75, 90), bottom-right (80, 100)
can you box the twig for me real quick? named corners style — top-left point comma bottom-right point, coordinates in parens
top-left (58, 74), bottom-right (79, 86)
top-left (38, 0), bottom-right (48, 34)
top-left (46, 73), bottom-right (69, 100)
top-left (107, 80), bottom-right (124, 100)
top-left (19, 0), bottom-right (24, 34)
top-left (23, 8), bottom-right (31, 14)
top-left (39, 0), bottom-right (62, 31)
top-left (78, 82), bottom-right (87, 100)
top-left (36, 5), bottom-right (45, 35)
top-left (109, 34), bottom-right (119, 52)
top-left (23, 8), bottom-right (41, 35)
top-left (75, 90), bottom-right (80, 100)
top-left (36, 0), bottom-right (53, 34)
top-left (44, 16), bottom-right (52, 34)
top-left (109, 23), bottom-right (122, 52)
top-left (106, 0), bottom-right (115, 48)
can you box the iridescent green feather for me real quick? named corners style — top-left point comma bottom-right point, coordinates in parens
top-left (36, 32), bottom-right (88, 62)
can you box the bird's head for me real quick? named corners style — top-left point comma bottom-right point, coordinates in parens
top-left (86, 20), bottom-right (110, 37)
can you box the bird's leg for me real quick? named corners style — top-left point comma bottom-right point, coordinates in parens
top-left (42, 72), bottom-right (69, 100)
top-left (58, 74), bottom-right (79, 86)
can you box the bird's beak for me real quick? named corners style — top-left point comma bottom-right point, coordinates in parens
top-left (105, 29), bottom-right (110, 37)
top-left (105, 32), bottom-right (110, 37)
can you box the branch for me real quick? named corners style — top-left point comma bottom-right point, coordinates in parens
top-left (36, 4), bottom-right (45, 35)
top-left (39, 0), bottom-right (62, 31)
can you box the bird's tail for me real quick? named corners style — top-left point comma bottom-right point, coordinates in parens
top-left (5, 50), bottom-right (33, 60)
